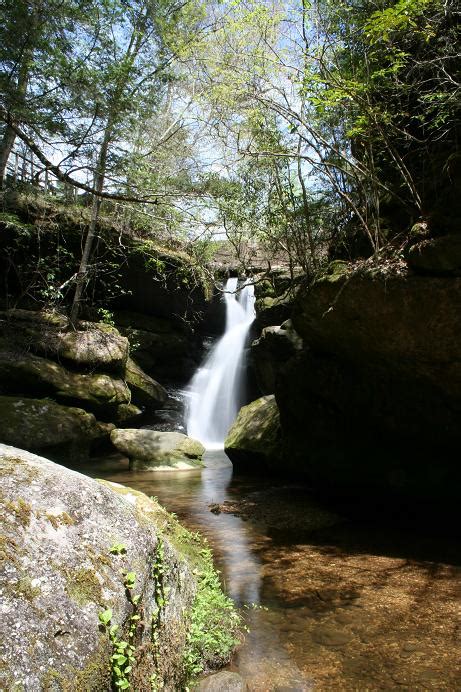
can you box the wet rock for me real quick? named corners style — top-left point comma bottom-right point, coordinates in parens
top-left (0, 444), bottom-right (210, 690)
top-left (0, 396), bottom-right (108, 460)
top-left (197, 671), bottom-right (246, 691)
top-left (110, 429), bottom-right (205, 470)
top-left (224, 395), bottom-right (282, 470)
top-left (124, 356), bottom-right (167, 408)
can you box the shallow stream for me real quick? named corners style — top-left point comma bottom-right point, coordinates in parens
top-left (87, 451), bottom-right (461, 690)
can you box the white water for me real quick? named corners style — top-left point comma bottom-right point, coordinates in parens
top-left (186, 277), bottom-right (256, 449)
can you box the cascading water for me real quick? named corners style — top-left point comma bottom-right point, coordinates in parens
top-left (186, 277), bottom-right (255, 449)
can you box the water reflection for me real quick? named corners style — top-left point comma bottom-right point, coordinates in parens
top-left (87, 450), bottom-right (461, 691)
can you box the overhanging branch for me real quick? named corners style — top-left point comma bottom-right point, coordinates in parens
top-left (0, 108), bottom-right (159, 205)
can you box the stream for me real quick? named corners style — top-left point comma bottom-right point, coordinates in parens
top-left (85, 450), bottom-right (461, 691)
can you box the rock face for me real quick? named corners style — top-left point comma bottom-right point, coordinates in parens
top-left (250, 320), bottom-right (303, 394)
top-left (110, 429), bottom-right (205, 470)
top-left (0, 309), bottom-right (172, 464)
top-left (0, 396), bottom-right (110, 461)
top-left (225, 396), bottom-right (281, 471)
top-left (0, 445), bottom-right (239, 690)
top-left (273, 257), bottom-right (461, 497)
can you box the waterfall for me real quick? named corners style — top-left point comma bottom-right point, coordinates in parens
top-left (186, 277), bottom-right (256, 449)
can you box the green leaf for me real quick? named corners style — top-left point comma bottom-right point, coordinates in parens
top-left (98, 608), bottom-right (112, 625)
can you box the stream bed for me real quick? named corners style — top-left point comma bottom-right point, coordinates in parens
top-left (87, 451), bottom-right (461, 690)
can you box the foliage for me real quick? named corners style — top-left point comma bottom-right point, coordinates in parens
top-left (183, 545), bottom-right (241, 679)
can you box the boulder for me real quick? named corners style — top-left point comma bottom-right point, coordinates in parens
top-left (0, 444), bottom-right (240, 690)
top-left (124, 357), bottom-right (168, 408)
top-left (0, 348), bottom-right (131, 409)
top-left (0, 396), bottom-right (110, 462)
top-left (110, 429), bottom-right (205, 470)
top-left (224, 395), bottom-right (282, 471)
top-left (49, 322), bottom-right (129, 371)
top-left (114, 403), bottom-right (144, 424)
top-left (0, 310), bottom-right (129, 372)
top-left (406, 233), bottom-right (461, 276)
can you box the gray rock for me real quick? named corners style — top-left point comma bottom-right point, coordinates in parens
top-left (110, 428), bottom-right (205, 470)
top-left (197, 671), bottom-right (246, 691)
top-left (50, 323), bottom-right (129, 370)
top-left (0, 444), bottom-right (198, 690)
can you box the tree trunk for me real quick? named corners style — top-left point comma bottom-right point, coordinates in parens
top-left (70, 125), bottom-right (112, 324)
top-left (0, 125), bottom-right (17, 187)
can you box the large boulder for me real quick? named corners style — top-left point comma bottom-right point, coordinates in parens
top-left (0, 310), bottom-right (129, 372)
top-left (110, 429), bottom-right (205, 470)
top-left (0, 396), bottom-right (110, 461)
top-left (0, 348), bottom-right (131, 409)
top-left (0, 444), bottom-right (240, 690)
top-left (124, 357), bottom-right (168, 408)
top-left (224, 395), bottom-right (282, 471)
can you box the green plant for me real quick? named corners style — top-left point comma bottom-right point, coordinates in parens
top-left (99, 565), bottom-right (141, 690)
top-left (150, 538), bottom-right (169, 690)
top-left (109, 543), bottom-right (127, 555)
top-left (183, 546), bottom-right (241, 680)
top-left (98, 308), bottom-right (115, 327)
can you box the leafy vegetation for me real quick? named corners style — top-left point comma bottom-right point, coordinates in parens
top-left (1, 0), bottom-right (458, 301)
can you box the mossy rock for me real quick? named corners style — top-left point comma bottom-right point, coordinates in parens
top-left (0, 395), bottom-right (105, 452)
top-left (225, 395), bottom-right (282, 470)
top-left (0, 348), bottom-right (130, 409)
top-left (124, 357), bottom-right (167, 408)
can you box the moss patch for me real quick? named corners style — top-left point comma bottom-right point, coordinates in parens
top-left (5, 498), bottom-right (32, 528)
top-left (64, 567), bottom-right (103, 606)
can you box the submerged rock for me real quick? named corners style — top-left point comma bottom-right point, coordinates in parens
top-left (110, 429), bottom-right (205, 470)
top-left (197, 671), bottom-right (246, 691)
top-left (0, 444), bottom-right (240, 690)
top-left (225, 395), bottom-right (281, 470)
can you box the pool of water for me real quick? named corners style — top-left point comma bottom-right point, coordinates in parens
top-left (85, 451), bottom-right (461, 690)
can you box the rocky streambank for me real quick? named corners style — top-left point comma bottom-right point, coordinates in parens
top-left (227, 242), bottom-right (461, 505)
top-left (0, 309), bottom-right (206, 469)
